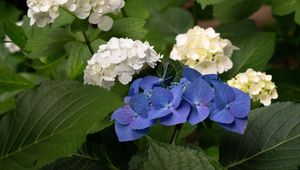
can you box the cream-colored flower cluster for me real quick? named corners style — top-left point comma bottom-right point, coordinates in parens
top-left (170, 26), bottom-right (238, 75)
top-left (227, 69), bottom-right (278, 106)
top-left (27, 0), bottom-right (124, 31)
top-left (83, 37), bottom-right (162, 89)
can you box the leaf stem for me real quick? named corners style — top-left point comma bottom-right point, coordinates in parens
top-left (170, 124), bottom-right (183, 145)
top-left (82, 31), bottom-right (94, 55)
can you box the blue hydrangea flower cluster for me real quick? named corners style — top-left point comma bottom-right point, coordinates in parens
top-left (111, 67), bottom-right (251, 142)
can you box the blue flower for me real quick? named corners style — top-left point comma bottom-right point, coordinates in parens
top-left (209, 81), bottom-right (251, 134)
top-left (148, 86), bottom-right (190, 126)
top-left (183, 77), bottom-right (214, 125)
top-left (182, 67), bottom-right (218, 82)
top-left (112, 93), bottom-right (155, 142)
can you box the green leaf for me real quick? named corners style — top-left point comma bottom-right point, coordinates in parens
top-left (44, 127), bottom-right (137, 170)
top-left (0, 70), bottom-right (35, 94)
top-left (101, 17), bottom-right (147, 40)
top-left (129, 137), bottom-right (225, 170)
top-left (224, 32), bottom-right (275, 79)
top-left (66, 42), bottom-right (91, 79)
top-left (51, 9), bottom-right (76, 28)
top-left (147, 7), bottom-right (194, 39)
top-left (71, 19), bottom-right (89, 33)
top-left (0, 1), bottom-right (21, 37)
top-left (3, 20), bottom-right (27, 49)
top-left (219, 102), bottom-right (300, 169)
top-left (124, 0), bottom-right (185, 19)
top-left (25, 27), bottom-right (74, 59)
top-left (0, 80), bottom-right (123, 169)
top-left (197, 0), bottom-right (224, 9)
top-left (213, 0), bottom-right (265, 22)
top-left (271, 0), bottom-right (297, 15)
top-left (0, 92), bottom-right (18, 115)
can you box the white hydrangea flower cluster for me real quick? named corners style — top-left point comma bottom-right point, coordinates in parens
top-left (27, 0), bottom-right (125, 31)
top-left (170, 26), bottom-right (238, 75)
top-left (84, 37), bottom-right (163, 89)
top-left (4, 21), bottom-right (23, 53)
top-left (227, 69), bottom-right (278, 106)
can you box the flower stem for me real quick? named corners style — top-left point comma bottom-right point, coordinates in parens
top-left (170, 124), bottom-right (183, 145)
top-left (82, 31), bottom-right (94, 55)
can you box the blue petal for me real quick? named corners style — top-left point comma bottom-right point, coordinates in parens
top-left (184, 78), bottom-right (214, 104)
top-left (203, 74), bottom-right (218, 81)
top-left (210, 109), bottom-right (234, 124)
top-left (220, 118), bottom-right (248, 134)
top-left (182, 67), bottom-right (202, 81)
top-left (115, 123), bottom-right (147, 142)
top-left (128, 78), bottom-right (142, 96)
top-left (111, 106), bottom-right (135, 125)
top-left (211, 81), bottom-right (235, 109)
top-left (140, 76), bottom-right (161, 90)
top-left (148, 107), bottom-right (172, 120)
top-left (160, 101), bottom-right (190, 126)
top-left (129, 117), bottom-right (156, 130)
top-left (229, 88), bottom-right (251, 118)
top-left (170, 85), bottom-right (183, 109)
top-left (129, 93), bottom-right (150, 114)
top-left (188, 105), bottom-right (209, 125)
top-left (151, 87), bottom-right (173, 109)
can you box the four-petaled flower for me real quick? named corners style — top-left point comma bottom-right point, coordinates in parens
top-left (148, 86), bottom-right (190, 126)
top-left (209, 81), bottom-right (251, 134)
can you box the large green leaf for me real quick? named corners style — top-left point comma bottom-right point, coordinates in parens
top-left (129, 137), bottom-right (225, 170)
top-left (0, 70), bottom-right (35, 94)
top-left (219, 102), bottom-right (300, 169)
top-left (223, 32), bottom-right (275, 79)
top-left (0, 80), bottom-right (123, 169)
top-left (101, 17), bottom-right (147, 40)
top-left (213, 0), bottom-right (266, 23)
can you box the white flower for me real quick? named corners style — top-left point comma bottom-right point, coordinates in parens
top-left (84, 37), bottom-right (162, 89)
top-left (4, 21), bottom-right (23, 53)
top-left (27, 0), bottom-right (125, 31)
top-left (227, 69), bottom-right (278, 106)
top-left (170, 26), bottom-right (238, 75)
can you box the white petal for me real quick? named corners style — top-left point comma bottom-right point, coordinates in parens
top-left (97, 15), bottom-right (113, 31)
top-left (118, 73), bottom-right (133, 85)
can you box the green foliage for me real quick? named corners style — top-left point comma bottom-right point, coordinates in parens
top-left (65, 42), bottom-right (91, 79)
top-left (197, 0), bottom-right (224, 9)
top-left (269, 70), bottom-right (300, 102)
top-left (0, 70), bottom-right (35, 94)
top-left (3, 20), bottom-right (27, 50)
top-left (129, 137), bottom-right (225, 170)
top-left (217, 21), bottom-right (276, 79)
top-left (44, 127), bottom-right (137, 170)
top-left (25, 27), bottom-right (75, 59)
top-left (148, 124), bottom-right (196, 143)
top-left (270, 0), bottom-right (300, 24)
top-left (213, 0), bottom-right (266, 23)
top-left (0, 80), bottom-right (122, 169)
top-left (219, 102), bottom-right (300, 169)
top-left (101, 17), bottom-right (147, 40)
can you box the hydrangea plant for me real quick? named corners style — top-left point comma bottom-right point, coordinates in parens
top-left (0, 0), bottom-right (299, 170)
